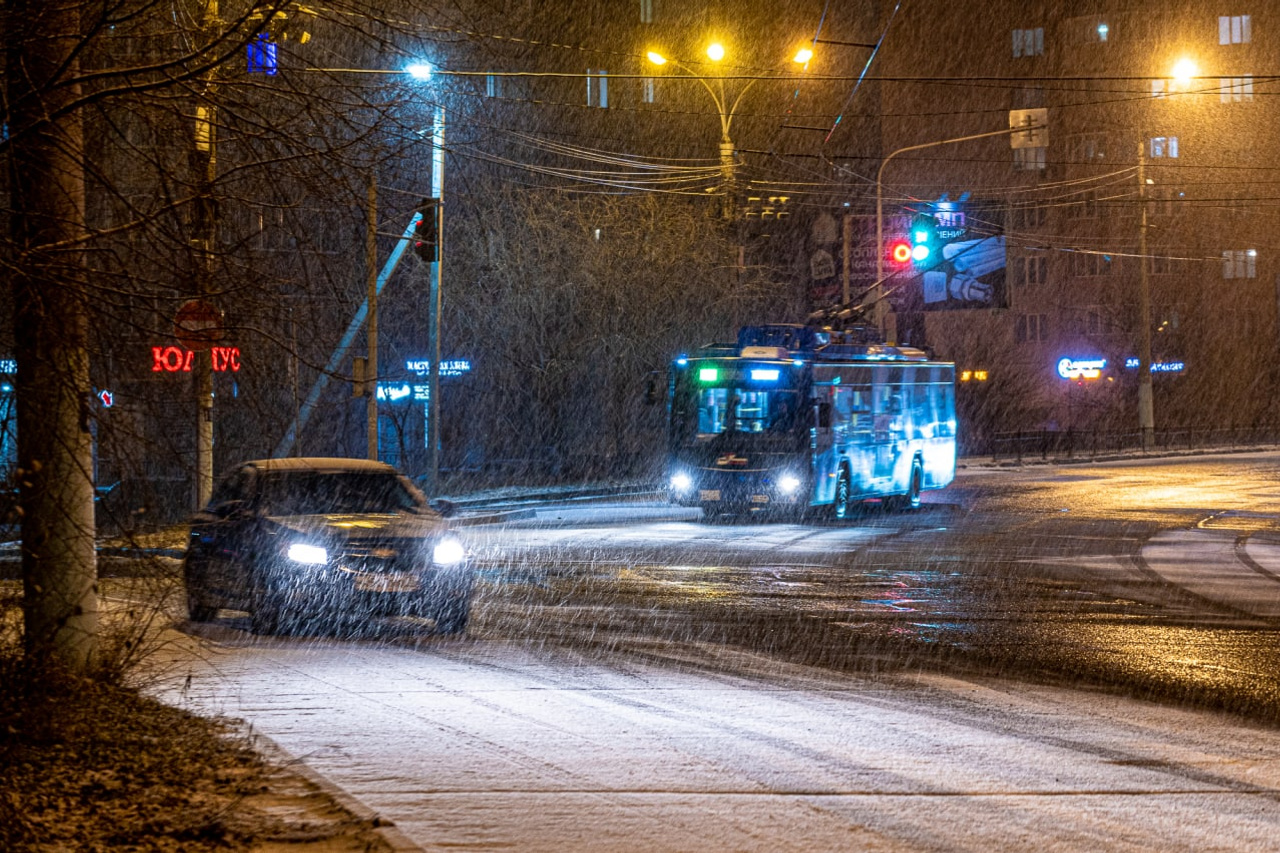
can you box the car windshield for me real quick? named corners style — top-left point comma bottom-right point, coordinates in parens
top-left (257, 471), bottom-right (424, 516)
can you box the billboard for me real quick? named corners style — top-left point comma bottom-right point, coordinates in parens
top-left (890, 199), bottom-right (1008, 312)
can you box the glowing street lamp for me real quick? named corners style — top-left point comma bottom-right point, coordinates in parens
top-left (646, 43), bottom-right (810, 218)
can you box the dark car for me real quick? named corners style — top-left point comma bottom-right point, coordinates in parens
top-left (183, 457), bottom-right (472, 635)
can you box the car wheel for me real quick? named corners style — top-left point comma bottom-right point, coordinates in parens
top-left (182, 558), bottom-right (219, 622)
top-left (832, 470), bottom-right (853, 521)
top-left (250, 581), bottom-right (294, 635)
top-left (433, 597), bottom-right (470, 635)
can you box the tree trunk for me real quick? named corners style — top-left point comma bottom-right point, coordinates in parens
top-left (6, 0), bottom-right (98, 670)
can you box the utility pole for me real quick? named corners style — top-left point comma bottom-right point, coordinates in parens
top-left (1137, 140), bottom-right (1155, 451)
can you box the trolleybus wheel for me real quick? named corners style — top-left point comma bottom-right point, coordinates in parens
top-left (906, 459), bottom-right (923, 510)
top-left (832, 471), bottom-right (853, 521)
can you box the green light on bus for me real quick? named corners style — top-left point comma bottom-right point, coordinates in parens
top-left (698, 367), bottom-right (719, 382)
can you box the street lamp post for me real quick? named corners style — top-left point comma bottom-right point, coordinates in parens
top-left (647, 45), bottom-right (809, 219)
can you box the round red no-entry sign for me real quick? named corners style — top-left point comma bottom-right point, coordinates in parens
top-left (174, 299), bottom-right (225, 351)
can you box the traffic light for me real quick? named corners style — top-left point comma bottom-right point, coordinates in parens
top-left (413, 198), bottom-right (440, 262)
top-left (908, 213), bottom-right (939, 268)
top-left (888, 239), bottom-right (913, 266)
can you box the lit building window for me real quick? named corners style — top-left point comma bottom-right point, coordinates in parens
top-left (1219, 15), bottom-right (1251, 44)
top-left (1096, 23), bottom-right (1109, 42)
top-left (1012, 28), bottom-right (1044, 57)
top-left (1220, 76), bottom-right (1253, 102)
top-left (641, 77), bottom-right (655, 104)
top-left (486, 74), bottom-right (501, 98)
top-left (640, 0), bottom-right (653, 23)
top-left (1149, 136), bottom-right (1178, 158)
top-left (1222, 249), bottom-right (1257, 279)
top-left (587, 69), bottom-right (609, 108)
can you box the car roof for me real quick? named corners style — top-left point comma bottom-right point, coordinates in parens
top-left (241, 457), bottom-right (401, 475)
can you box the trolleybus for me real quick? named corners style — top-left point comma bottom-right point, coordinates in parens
top-left (666, 323), bottom-right (957, 519)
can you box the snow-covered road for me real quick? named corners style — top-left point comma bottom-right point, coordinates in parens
top-left (153, 628), bottom-right (1280, 852)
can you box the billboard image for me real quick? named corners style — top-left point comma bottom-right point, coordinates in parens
top-left (921, 233), bottom-right (1008, 310)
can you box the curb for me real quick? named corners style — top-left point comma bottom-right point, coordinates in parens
top-left (248, 730), bottom-right (425, 853)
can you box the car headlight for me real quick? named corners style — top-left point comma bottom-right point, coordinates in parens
top-left (670, 472), bottom-right (692, 492)
top-left (777, 474), bottom-right (802, 494)
top-left (433, 537), bottom-right (466, 566)
top-left (287, 543), bottom-right (328, 565)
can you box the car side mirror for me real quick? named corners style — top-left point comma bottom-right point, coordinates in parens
top-left (429, 498), bottom-right (457, 518)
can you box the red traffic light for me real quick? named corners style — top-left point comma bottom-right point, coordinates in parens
top-left (889, 240), bottom-right (913, 265)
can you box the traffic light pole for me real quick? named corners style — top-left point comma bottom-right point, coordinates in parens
top-left (425, 106), bottom-right (445, 495)
top-left (875, 125), bottom-right (1039, 341)
top-left (366, 173), bottom-right (379, 461)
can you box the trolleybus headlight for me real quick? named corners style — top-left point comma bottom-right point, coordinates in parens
top-left (777, 474), bottom-right (802, 494)
top-left (670, 472), bottom-right (692, 492)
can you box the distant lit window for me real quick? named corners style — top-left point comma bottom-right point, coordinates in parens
top-left (1096, 23), bottom-right (1109, 42)
top-left (1223, 249), bottom-right (1257, 279)
top-left (640, 0), bottom-right (653, 23)
top-left (641, 77), bottom-right (655, 103)
top-left (1220, 76), bottom-right (1253, 102)
top-left (1149, 136), bottom-right (1178, 158)
top-left (1151, 79), bottom-right (1166, 98)
top-left (1219, 15), bottom-right (1251, 44)
top-left (587, 69), bottom-right (609, 108)
top-left (486, 74), bottom-right (501, 98)
top-left (1012, 28), bottom-right (1044, 57)
top-left (247, 33), bottom-right (278, 75)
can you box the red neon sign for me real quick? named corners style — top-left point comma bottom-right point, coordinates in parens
top-left (152, 346), bottom-right (241, 373)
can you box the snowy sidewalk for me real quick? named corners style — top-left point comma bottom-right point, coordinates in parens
top-left (152, 630), bottom-right (1280, 853)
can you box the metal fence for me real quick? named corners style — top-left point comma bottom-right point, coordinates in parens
top-left (972, 427), bottom-right (1280, 464)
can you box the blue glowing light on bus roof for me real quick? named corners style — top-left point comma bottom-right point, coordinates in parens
top-left (750, 368), bottom-right (780, 382)
top-left (676, 355), bottom-right (688, 367)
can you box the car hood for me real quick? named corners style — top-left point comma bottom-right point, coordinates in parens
top-left (266, 511), bottom-right (447, 542)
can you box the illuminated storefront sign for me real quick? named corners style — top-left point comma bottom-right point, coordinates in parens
top-left (151, 345), bottom-right (241, 373)
top-left (1056, 357), bottom-right (1106, 380)
top-left (1125, 357), bottom-right (1185, 373)
top-left (406, 358), bottom-right (471, 377)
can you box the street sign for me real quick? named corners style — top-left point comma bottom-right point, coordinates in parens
top-left (1009, 108), bottom-right (1049, 149)
top-left (174, 299), bottom-right (225, 351)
